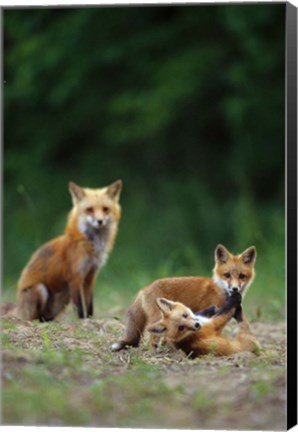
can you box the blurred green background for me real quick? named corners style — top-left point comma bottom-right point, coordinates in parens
top-left (4, 4), bottom-right (285, 319)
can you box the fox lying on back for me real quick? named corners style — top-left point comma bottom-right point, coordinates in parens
top-left (112, 244), bottom-right (256, 351)
top-left (16, 180), bottom-right (122, 321)
top-left (147, 292), bottom-right (260, 357)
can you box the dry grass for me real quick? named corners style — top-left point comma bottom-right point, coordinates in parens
top-left (1, 309), bottom-right (286, 430)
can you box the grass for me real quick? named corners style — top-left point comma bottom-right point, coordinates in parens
top-left (1, 312), bottom-right (286, 429)
top-left (3, 181), bottom-right (285, 321)
top-left (1, 320), bottom-right (192, 427)
top-left (251, 381), bottom-right (274, 398)
top-left (2, 184), bottom-right (286, 428)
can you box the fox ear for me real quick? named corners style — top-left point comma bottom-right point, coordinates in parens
top-left (69, 182), bottom-right (86, 203)
top-left (147, 322), bottom-right (167, 334)
top-left (215, 244), bottom-right (230, 264)
top-left (241, 246), bottom-right (257, 265)
top-left (106, 180), bottom-right (122, 201)
top-left (156, 297), bottom-right (176, 314)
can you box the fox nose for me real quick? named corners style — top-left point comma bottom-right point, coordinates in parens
top-left (195, 322), bottom-right (201, 329)
top-left (232, 287), bottom-right (239, 292)
top-left (97, 219), bottom-right (103, 226)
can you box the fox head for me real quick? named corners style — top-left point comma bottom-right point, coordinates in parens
top-left (147, 298), bottom-right (201, 343)
top-left (68, 180), bottom-right (122, 235)
top-left (213, 244), bottom-right (256, 296)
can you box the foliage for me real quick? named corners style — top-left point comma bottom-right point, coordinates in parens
top-left (3, 4), bottom-right (285, 316)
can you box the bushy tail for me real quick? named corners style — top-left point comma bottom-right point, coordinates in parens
top-left (1, 302), bottom-right (17, 317)
top-left (233, 319), bottom-right (261, 354)
top-left (111, 297), bottom-right (147, 351)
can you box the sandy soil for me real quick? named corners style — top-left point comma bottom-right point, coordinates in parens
top-left (1, 314), bottom-right (286, 430)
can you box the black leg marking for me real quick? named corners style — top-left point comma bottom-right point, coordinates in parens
top-left (77, 294), bottom-right (85, 319)
top-left (233, 305), bottom-right (243, 322)
top-left (77, 294), bottom-right (93, 318)
top-left (195, 306), bottom-right (217, 318)
top-left (39, 315), bottom-right (54, 322)
top-left (215, 291), bottom-right (242, 317)
top-left (87, 297), bottom-right (93, 317)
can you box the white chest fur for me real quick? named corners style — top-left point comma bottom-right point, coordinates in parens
top-left (79, 227), bottom-right (111, 277)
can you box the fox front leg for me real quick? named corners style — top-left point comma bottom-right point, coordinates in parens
top-left (233, 305), bottom-right (243, 323)
top-left (69, 279), bottom-right (88, 319)
top-left (82, 270), bottom-right (96, 318)
top-left (87, 296), bottom-right (93, 317)
top-left (205, 291), bottom-right (242, 334)
top-left (195, 305), bottom-right (218, 318)
top-left (77, 286), bottom-right (94, 318)
top-left (70, 270), bottom-right (95, 319)
top-left (78, 284), bottom-right (88, 318)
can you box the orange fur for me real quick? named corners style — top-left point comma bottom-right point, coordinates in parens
top-left (111, 244), bottom-right (256, 351)
top-left (147, 294), bottom-right (259, 357)
top-left (16, 180), bottom-right (122, 321)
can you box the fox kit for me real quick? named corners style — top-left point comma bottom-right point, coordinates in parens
top-left (111, 244), bottom-right (256, 351)
top-left (16, 180), bottom-right (122, 321)
top-left (147, 292), bottom-right (259, 357)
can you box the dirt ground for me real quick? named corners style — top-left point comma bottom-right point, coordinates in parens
top-left (1, 313), bottom-right (286, 430)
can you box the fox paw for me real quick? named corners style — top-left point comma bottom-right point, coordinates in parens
top-left (111, 341), bottom-right (126, 352)
top-left (229, 291), bottom-right (242, 307)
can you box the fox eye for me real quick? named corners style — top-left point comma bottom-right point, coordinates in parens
top-left (178, 325), bottom-right (185, 332)
top-left (85, 207), bottom-right (94, 213)
top-left (239, 273), bottom-right (246, 279)
top-left (182, 313), bottom-right (188, 318)
top-left (102, 206), bottom-right (110, 214)
top-left (224, 272), bottom-right (231, 278)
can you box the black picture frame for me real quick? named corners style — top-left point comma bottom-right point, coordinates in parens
top-left (286, 2), bottom-right (297, 430)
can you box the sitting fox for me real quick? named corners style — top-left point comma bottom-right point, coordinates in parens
top-left (16, 180), bottom-right (122, 321)
top-left (147, 292), bottom-right (260, 357)
top-left (111, 244), bottom-right (256, 351)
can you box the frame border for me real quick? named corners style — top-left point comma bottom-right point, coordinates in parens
top-left (286, 2), bottom-right (297, 430)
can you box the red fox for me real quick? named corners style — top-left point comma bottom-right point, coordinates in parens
top-left (16, 180), bottom-right (122, 321)
top-left (147, 292), bottom-right (260, 357)
top-left (111, 244), bottom-right (256, 351)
